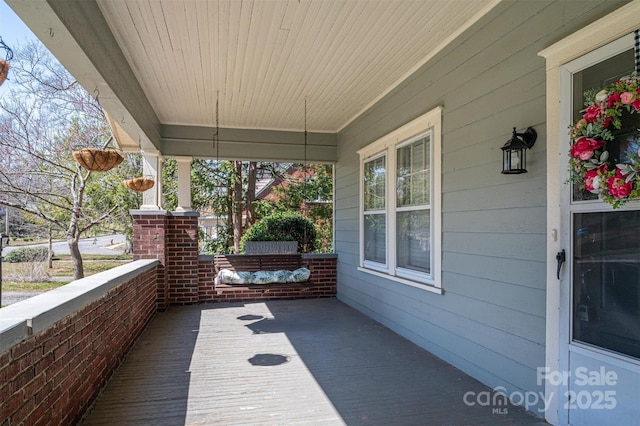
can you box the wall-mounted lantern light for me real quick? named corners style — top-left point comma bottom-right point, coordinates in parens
top-left (501, 127), bottom-right (537, 174)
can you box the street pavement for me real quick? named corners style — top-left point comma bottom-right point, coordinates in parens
top-left (3, 234), bottom-right (126, 256)
top-left (1, 234), bottom-right (126, 306)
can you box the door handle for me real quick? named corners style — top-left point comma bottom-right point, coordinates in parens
top-left (556, 249), bottom-right (566, 280)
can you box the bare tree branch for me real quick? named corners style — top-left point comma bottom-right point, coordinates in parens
top-left (0, 40), bottom-right (123, 279)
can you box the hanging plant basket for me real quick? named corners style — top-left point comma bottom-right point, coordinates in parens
top-left (124, 177), bottom-right (155, 192)
top-left (0, 36), bottom-right (13, 87)
top-left (72, 148), bottom-right (124, 172)
top-left (0, 59), bottom-right (9, 87)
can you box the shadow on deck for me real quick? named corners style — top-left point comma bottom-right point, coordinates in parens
top-left (81, 299), bottom-right (547, 425)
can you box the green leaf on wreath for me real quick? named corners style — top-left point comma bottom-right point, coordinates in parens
top-left (625, 173), bottom-right (636, 183)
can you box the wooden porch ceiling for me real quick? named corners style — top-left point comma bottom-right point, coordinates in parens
top-left (6, 0), bottom-right (498, 162)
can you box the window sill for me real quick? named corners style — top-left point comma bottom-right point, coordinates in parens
top-left (357, 267), bottom-right (443, 295)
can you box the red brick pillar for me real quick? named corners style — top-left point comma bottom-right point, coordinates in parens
top-left (132, 211), bottom-right (169, 310)
top-left (198, 255), bottom-right (216, 302)
top-left (166, 212), bottom-right (200, 305)
top-left (303, 253), bottom-right (338, 297)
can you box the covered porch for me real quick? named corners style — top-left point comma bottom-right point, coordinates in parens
top-left (81, 298), bottom-right (545, 425)
top-left (4, 1), bottom-right (640, 425)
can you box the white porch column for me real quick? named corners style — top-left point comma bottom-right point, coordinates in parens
top-left (140, 151), bottom-right (163, 210)
top-left (175, 156), bottom-right (193, 212)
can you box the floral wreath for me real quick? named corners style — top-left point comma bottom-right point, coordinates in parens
top-left (569, 74), bottom-right (640, 208)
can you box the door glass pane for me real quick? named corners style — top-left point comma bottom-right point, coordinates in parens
top-left (397, 209), bottom-right (430, 274)
top-left (573, 211), bottom-right (640, 359)
top-left (571, 49), bottom-right (635, 202)
top-left (364, 213), bottom-right (386, 264)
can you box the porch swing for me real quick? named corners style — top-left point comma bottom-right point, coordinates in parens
top-left (213, 98), bottom-right (314, 286)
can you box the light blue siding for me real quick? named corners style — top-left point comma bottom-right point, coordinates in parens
top-left (334, 0), bottom-right (627, 416)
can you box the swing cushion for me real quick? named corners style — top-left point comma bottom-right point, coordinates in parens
top-left (216, 267), bottom-right (310, 284)
top-left (217, 269), bottom-right (254, 284)
top-left (290, 267), bottom-right (311, 282)
top-left (252, 270), bottom-right (278, 284)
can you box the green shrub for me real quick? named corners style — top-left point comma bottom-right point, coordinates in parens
top-left (241, 212), bottom-right (317, 253)
top-left (4, 246), bottom-right (51, 263)
top-left (201, 237), bottom-right (228, 255)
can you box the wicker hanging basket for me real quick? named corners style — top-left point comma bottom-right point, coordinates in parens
top-left (124, 177), bottom-right (155, 192)
top-left (0, 60), bottom-right (9, 87)
top-left (72, 148), bottom-right (124, 172)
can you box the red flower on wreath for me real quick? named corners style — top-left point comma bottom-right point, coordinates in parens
top-left (570, 136), bottom-right (604, 160)
top-left (582, 105), bottom-right (601, 123)
top-left (607, 169), bottom-right (633, 199)
top-left (607, 93), bottom-right (620, 107)
top-left (584, 165), bottom-right (608, 193)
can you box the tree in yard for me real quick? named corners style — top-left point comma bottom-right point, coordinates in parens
top-left (268, 164), bottom-right (333, 252)
top-left (0, 41), bottom-right (127, 279)
top-left (163, 159), bottom-right (280, 254)
top-left (163, 158), bottom-right (236, 250)
top-left (162, 159), bottom-right (333, 254)
top-left (83, 152), bottom-right (144, 251)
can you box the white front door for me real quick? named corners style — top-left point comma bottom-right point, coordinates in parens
top-left (558, 34), bottom-right (640, 426)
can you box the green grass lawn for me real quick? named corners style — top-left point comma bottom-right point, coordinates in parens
top-left (49, 260), bottom-right (131, 276)
top-left (2, 281), bottom-right (68, 292)
top-left (56, 253), bottom-right (132, 261)
top-left (2, 254), bottom-right (133, 292)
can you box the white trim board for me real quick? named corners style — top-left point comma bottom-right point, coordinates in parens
top-left (538, 2), bottom-right (640, 424)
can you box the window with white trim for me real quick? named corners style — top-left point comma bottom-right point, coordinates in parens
top-left (358, 107), bottom-right (442, 291)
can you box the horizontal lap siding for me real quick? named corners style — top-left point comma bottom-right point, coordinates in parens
top-left (334, 0), bottom-right (626, 414)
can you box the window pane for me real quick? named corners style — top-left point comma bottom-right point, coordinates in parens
top-left (397, 210), bottom-right (430, 273)
top-left (364, 213), bottom-right (386, 264)
top-left (573, 211), bottom-right (640, 359)
top-left (364, 156), bottom-right (386, 211)
top-left (397, 136), bottom-right (430, 207)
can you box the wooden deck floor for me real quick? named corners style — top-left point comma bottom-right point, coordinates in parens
top-left (81, 299), bottom-right (547, 425)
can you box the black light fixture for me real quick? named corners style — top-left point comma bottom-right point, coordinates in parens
top-left (501, 127), bottom-right (537, 174)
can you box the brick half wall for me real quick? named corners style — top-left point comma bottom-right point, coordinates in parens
top-left (0, 260), bottom-right (158, 425)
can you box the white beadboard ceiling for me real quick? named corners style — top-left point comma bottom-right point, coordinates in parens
top-left (96, 0), bottom-right (496, 133)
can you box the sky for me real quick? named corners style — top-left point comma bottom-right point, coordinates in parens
top-left (0, 1), bottom-right (39, 95)
top-left (0, 1), bottom-right (37, 48)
